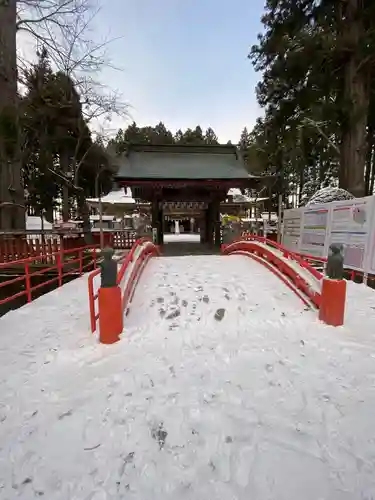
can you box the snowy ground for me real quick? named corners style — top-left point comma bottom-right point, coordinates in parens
top-left (1, 255), bottom-right (375, 499)
top-left (164, 233), bottom-right (200, 243)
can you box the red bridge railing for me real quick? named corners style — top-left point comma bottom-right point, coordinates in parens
top-left (88, 238), bottom-right (160, 336)
top-left (240, 232), bottom-right (375, 288)
top-left (237, 234), bottom-right (323, 280)
top-left (223, 238), bottom-right (322, 308)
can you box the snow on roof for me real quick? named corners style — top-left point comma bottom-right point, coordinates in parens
top-left (261, 212), bottom-right (278, 221)
top-left (226, 189), bottom-right (269, 203)
top-left (90, 215), bottom-right (115, 221)
top-left (241, 217), bottom-right (263, 222)
top-left (87, 187), bottom-right (136, 205)
top-left (227, 188), bottom-right (242, 196)
top-left (26, 216), bottom-right (53, 231)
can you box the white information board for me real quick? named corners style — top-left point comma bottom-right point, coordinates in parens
top-left (368, 224), bottom-right (375, 274)
top-left (327, 197), bottom-right (375, 271)
top-left (282, 195), bottom-right (375, 274)
top-left (282, 209), bottom-right (303, 252)
top-left (300, 204), bottom-right (331, 257)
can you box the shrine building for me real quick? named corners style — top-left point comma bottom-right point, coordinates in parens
top-left (114, 144), bottom-right (270, 247)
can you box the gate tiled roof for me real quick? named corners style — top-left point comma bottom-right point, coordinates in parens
top-left (113, 144), bottom-right (260, 181)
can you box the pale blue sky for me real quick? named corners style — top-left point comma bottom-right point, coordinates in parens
top-left (96, 0), bottom-right (265, 142)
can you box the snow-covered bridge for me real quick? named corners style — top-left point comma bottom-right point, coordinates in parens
top-left (1, 247), bottom-right (375, 498)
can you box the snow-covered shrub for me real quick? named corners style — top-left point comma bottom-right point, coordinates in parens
top-left (305, 187), bottom-right (355, 207)
top-left (299, 180), bottom-right (320, 206)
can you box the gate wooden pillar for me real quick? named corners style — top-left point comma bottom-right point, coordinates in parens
top-left (212, 199), bottom-right (221, 248)
top-left (151, 198), bottom-right (163, 245)
top-left (205, 202), bottom-right (215, 246)
top-left (158, 202), bottom-right (164, 245)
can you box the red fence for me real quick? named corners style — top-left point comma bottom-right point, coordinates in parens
top-left (0, 233), bottom-right (86, 263)
top-left (0, 230), bottom-right (137, 263)
top-left (88, 238), bottom-right (159, 334)
top-left (0, 245), bottom-right (98, 309)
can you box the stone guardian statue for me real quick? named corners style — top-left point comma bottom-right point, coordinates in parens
top-left (326, 243), bottom-right (344, 280)
top-left (100, 247), bottom-right (117, 288)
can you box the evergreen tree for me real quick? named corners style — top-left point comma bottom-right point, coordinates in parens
top-left (204, 127), bottom-right (219, 144)
top-left (248, 0), bottom-right (375, 200)
top-left (238, 127), bottom-right (251, 151)
top-left (21, 50), bottom-right (113, 226)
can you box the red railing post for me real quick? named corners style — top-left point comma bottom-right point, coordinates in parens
top-left (319, 278), bottom-right (346, 326)
top-left (79, 249), bottom-right (83, 275)
top-left (98, 285), bottom-right (123, 344)
top-left (88, 272), bottom-right (99, 333)
top-left (56, 253), bottom-right (63, 287)
top-left (25, 263), bottom-right (32, 303)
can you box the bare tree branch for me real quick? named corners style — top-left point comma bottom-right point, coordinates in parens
top-left (301, 117), bottom-right (340, 155)
top-left (16, 0), bottom-right (128, 128)
top-left (16, 0), bottom-right (129, 184)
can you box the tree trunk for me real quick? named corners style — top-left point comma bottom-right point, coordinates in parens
top-left (77, 190), bottom-right (92, 244)
top-left (370, 148), bottom-right (375, 195)
top-left (45, 206), bottom-right (54, 223)
top-left (60, 150), bottom-right (70, 221)
top-left (319, 158), bottom-right (326, 186)
top-left (364, 123), bottom-right (374, 195)
top-left (0, 0), bottom-right (25, 230)
top-left (298, 164), bottom-right (304, 206)
top-left (339, 0), bottom-right (369, 198)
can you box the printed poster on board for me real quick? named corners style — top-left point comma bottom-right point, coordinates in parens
top-left (300, 204), bottom-right (331, 257)
top-left (327, 196), bottom-right (375, 272)
top-left (282, 209), bottom-right (303, 252)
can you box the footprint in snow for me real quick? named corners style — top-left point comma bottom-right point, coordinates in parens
top-left (151, 422), bottom-right (168, 450)
top-left (166, 309), bottom-right (181, 320)
top-left (214, 308), bottom-right (225, 321)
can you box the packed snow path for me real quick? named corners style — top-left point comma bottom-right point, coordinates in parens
top-left (1, 255), bottom-right (375, 499)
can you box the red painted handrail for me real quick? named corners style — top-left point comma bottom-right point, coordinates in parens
top-left (234, 234), bottom-right (323, 281)
top-left (121, 241), bottom-right (160, 315)
top-left (230, 250), bottom-right (313, 308)
top-left (117, 237), bottom-right (151, 285)
top-left (240, 232), bottom-right (375, 286)
top-left (223, 240), bottom-right (322, 308)
top-left (0, 245), bottom-right (98, 309)
top-left (88, 238), bottom-right (160, 334)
